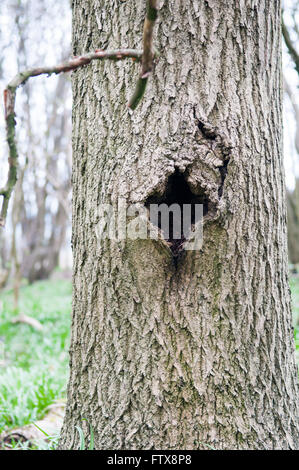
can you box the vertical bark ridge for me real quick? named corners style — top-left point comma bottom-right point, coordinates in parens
top-left (59, 0), bottom-right (299, 449)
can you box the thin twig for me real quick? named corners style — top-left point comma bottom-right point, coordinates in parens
top-left (128, 0), bottom-right (158, 110)
top-left (0, 49), bottom-right (143, 228)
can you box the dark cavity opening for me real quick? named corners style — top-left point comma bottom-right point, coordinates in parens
top-left (145, 170), bottom-right (208, 257)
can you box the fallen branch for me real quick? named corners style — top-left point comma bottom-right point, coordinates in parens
top-left (0, 49), bottom-right (143, 228)
top-left (128, 0), bottom-right (158, 109)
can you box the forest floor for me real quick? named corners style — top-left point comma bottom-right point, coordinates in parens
top-left (0, 275), bottom-right (298, 449)
top-left (0, 278), bottom-right (71, 449)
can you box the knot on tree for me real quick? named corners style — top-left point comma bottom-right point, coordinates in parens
top-left (144, 119), bottom-right (233, 259)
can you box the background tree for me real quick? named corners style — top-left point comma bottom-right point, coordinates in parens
top-left (0, 0), bottom-right (72, 290)
top-left (59, 0), bottom-right (299, 450)
top-left (282, 0), bottom-right (299, 266)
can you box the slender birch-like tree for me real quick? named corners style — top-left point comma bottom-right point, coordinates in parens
top-left (59, 0), bottom-right (299, 449)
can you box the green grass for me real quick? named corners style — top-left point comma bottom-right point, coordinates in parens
top-left (0, 279), bottom-right (71, 433)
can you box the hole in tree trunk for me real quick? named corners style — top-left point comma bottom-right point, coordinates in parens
top-left (145, 170), bottom-right (208, 257)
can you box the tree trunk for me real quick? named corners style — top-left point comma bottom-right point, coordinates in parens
top-left (59, 0), bottom-right (299, 450)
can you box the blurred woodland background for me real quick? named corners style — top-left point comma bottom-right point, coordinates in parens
top-left (0, 0), bottom-right (298, 449)
top-left (0, 0), bottom-right (72, 301)
top-left (284, 2), bottom-right (299, 269)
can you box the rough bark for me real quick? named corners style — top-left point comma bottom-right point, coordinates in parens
top-left (284, 79), bottom-right (299, 264)
top-left (59, 0), bottom-right (299, 450)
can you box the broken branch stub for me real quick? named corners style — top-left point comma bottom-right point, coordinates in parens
top-left (128, 0), bottom-right (158, 109)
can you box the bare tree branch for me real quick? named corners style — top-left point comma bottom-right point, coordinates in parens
top-left (128, 0), bottom-right (158, 110)
top-left (0, 48), bottom-right (143, 228)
